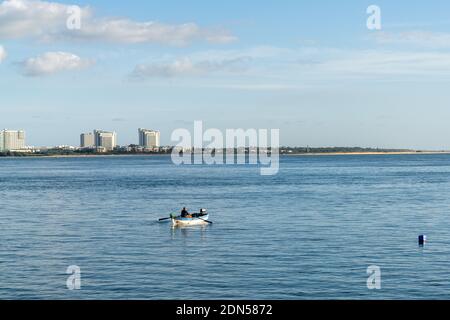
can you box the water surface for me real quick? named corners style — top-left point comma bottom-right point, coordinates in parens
top-left (1, 154), bottom-right (450, 299)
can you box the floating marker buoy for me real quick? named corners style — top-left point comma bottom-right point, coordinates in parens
top-left (418, 235), bottom-right (427, 245)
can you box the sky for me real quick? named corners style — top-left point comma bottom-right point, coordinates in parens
top-left (2, 0), bottom-right (450, 149)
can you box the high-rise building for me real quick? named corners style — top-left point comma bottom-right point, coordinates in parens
top-left (80, 133), bottom-right (95, 148)
top-left (94, 130), bottom-right (117, 151)
top-left (138, 128), bottom-right (160, 148)
top-left (0, 129), bottom-right (26, 151)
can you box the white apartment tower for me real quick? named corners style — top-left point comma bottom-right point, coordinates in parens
top-left (94, 130), bottom-right (117, 151)
top-left (0, 129), bottom-right (26, 151)
top-left (80, 133), bottom-right (95, 148)
top-left (138, 128), bottom-right (160, 148)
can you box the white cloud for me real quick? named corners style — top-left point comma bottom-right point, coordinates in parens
top-left (21, 51), bottom-right (93, 76)
top-left (129, 45), bottom-right (450, 85)
top-left (129, 46), bottom-right (311, 80)
top-left (74, 20), bottom-right (236, 46)
top-left (0, 0), bottom-right (236, 45)
top-left (0, 0), bottom-right (75, 39)
top-left (0, 45), bottom-right (6, 62)
top-left (316, 51), bottom-right (450, 77)
top-left (131, 56), bottom-right (251, 79)
top-left (374, 31), bottom-right (450, 48)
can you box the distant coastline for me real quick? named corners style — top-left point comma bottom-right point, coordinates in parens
top-left (1, 148), bottom-right (450, 158)
top-left (285, 151), bottom-right (450, 156)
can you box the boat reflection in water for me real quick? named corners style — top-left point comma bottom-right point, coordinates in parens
top-left (170, 223), bottom-right (210, 240)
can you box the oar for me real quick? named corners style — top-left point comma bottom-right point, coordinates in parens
top-left (198, 218), bottom-right (213, 224)
top-left (159, 213), bottom-right (178, 221)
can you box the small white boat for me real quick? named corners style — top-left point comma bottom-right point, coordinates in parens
top-left (171, 209), bottom-right (210, 227)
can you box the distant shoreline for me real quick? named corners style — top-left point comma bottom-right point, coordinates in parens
top-left (0, 153), bottom-right (167, 159)
top-left (285, 151), bottom-right (450, 156)
top-left (1, 151), bottom-right (450, 159)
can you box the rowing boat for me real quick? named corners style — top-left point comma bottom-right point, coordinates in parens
top-left (171, 211), bottom-right (210, 227)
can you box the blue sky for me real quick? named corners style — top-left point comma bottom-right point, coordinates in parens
top-left (2, 0), bottom-right (450, 149)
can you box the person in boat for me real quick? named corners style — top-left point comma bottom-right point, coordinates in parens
top-left (181, 207), bottom-right (189, 218)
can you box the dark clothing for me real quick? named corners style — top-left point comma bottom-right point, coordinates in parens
top-left (181, 209), bottom-right (189, 217)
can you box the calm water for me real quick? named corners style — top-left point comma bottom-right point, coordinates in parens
top-left (1, 154), bottom-right (450, 300)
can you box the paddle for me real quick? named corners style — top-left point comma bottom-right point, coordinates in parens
top-left (159, 213), bottom-right (179, 221)
top-left (198, 217), bottom-right (213, 224)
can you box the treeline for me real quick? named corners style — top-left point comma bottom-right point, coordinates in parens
top-left (0, 152), bottom-right (37, 157)
top-left (0, 149), bottom-right (173, 157)
top-left (280, 147), bottom-right (414, 154)
top-left (0, 147), bottom-right (417, 157)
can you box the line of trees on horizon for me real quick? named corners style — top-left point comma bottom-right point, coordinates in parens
top-left (0, 146), bottom-right (419, 157)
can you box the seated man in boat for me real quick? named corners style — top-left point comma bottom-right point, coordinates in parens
top-left (181, 207), bottom-right (189, 218)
